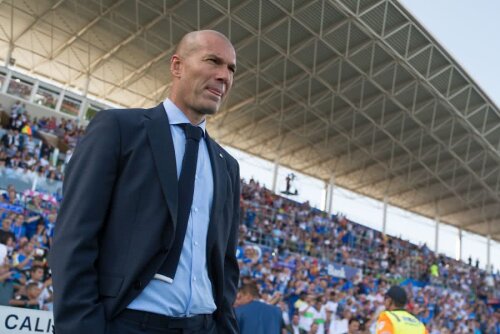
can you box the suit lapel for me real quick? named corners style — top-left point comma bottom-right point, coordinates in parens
top-left (144, 103), bottom-right (178, 226)
top-left (205, 133), bottom-right (228, 251)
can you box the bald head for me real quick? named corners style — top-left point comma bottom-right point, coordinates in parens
top-left (175, 30), bottom-right (233, 58)
top-left (168, 30), bottom-right (236, 124)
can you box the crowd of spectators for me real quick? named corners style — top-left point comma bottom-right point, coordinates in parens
top-left (6, 100), bottom-right (84, 149)
top-left (0, 102), bottom-right (497, 333)
top-left (0, 100), bottom-right (86, 185)
top-left (0, 183), bottom-right (56, 311)
top-left (238, 178), bottom-right (500, 333)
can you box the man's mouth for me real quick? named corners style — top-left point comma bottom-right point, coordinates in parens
top-left (207, 87), bottom-right (223, 98)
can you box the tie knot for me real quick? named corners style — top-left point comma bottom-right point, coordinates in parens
top-left (179, 123), bottom-right (203, 142)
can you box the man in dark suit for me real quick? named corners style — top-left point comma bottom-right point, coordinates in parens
top-left (50, 30), bottom-right (240, 334)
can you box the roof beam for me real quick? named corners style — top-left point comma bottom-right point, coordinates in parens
top-left (12, 0), bottom-right (66, 44)
top-left (100, 46), bottom-right (173, 98)
top-left (439, 200), bottom-right (496, 220)
top-left (460, 210), bottom-right (500, 229)
top-left (68, 10), bottom-right (168, 85)
top-left (48, 0), bottom-right (125, 61)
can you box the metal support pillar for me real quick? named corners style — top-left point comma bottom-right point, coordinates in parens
top-left (78, 100), bottom-right (88, 122)
top-left (382, 196), bottom-right (388, 234)
top-left (327, 174), bottom-right (335, 216)
top-left (29, 80), bottom-right (39, 102)
top-left (271, 156), bottom-right (279, 193)
top-left (5, 43), bottom-right (14, 67)
top-left (5, 2), bottom-right (14, 67)
top-left (457, 229), bottom-right (463, 261)
top-left (323, 175), bottom-right (335, 215)
top-left (55, 90), bottom-right (65, 113)
top-left (78, 74), bottom-right (91, 121)
top-left (1, 70), bottom-right (12, 93)
top-left (323, 182), bottom-right (329, 212)
top-left (487, 234), bottom-right (491, 271)
top-left (434, 217), bottom-right (439, 253)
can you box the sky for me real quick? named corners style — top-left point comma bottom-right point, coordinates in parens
top-left (399, 0), bottom-right (500, 108)
top-left (227, 0), bottom-right (500, 271)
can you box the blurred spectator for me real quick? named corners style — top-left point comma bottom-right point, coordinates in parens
top-left (235, 282), bottom-right (284, 334)
top-left (12, 240), bottom-right (34, 273)
top-left (286, 314), bottom-right (307, 334)
top-left (304, 296), bottom-right (327, 334)
top-left (26, 265), bottom-right (52, 310)
top-left (9, 282), bottom-right (41, 310)
top-left (347, 317), bottom-right (361, 334)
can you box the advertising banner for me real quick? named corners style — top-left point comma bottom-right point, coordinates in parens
top-left (327, 263), bottom-right (362, 280)
top-left (0, 306), bottom-right (53, 334)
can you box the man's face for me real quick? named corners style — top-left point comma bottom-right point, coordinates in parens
top-left (48, 214), bottom-right (57, 224)
top-left (32, 268), bottom-right (43, 281)
top-left (15, 216), bottom-right (24, 226)
top-left (172, 33), bottom-right (236, 118)
top-left (2, 219), bottom-right (12, 230)
top-left (348, 320), bottom-right (360, 333)
top-left (25, 242), bottom-right (34, 254)
top-left (27, 286), bottom-right (40, 299)
top-left (383, 296), bottom-right (392, 310)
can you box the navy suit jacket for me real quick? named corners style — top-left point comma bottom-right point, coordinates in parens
top-left (236, 300), bottom-right (284, 334)
top-left (50, 104), bottom-right (240, 334)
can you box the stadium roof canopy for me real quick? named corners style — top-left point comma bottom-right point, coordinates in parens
top-left (1, 0), bottom-right (500, 241)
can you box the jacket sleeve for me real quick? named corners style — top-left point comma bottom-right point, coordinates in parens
top-left (49, 110), bottom-right (121, 334)
top-left (217, 159), bottom-right (241, 334)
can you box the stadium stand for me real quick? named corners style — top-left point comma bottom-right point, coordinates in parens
top-left (239, 178), bottom-right (499, 333)
top-left (0, 99), bottom-right (498, 334)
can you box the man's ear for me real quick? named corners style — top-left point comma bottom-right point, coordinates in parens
top-left (170, 55), bottom-right (182, 78)
top-left (387, 298), bottom-right (394, 309)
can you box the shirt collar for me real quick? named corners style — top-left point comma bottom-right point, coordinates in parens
top-left (163, 98), bottom-right (206, 136)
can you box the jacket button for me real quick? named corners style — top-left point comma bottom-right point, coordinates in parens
top-left (133, 280), bottom-right (142, 290)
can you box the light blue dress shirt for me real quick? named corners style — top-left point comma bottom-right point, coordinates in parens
top-left (127, 99), bottom-right (216, 316)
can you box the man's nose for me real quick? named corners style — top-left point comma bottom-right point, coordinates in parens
top-left (216, 67), bottom-right (232, 86)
